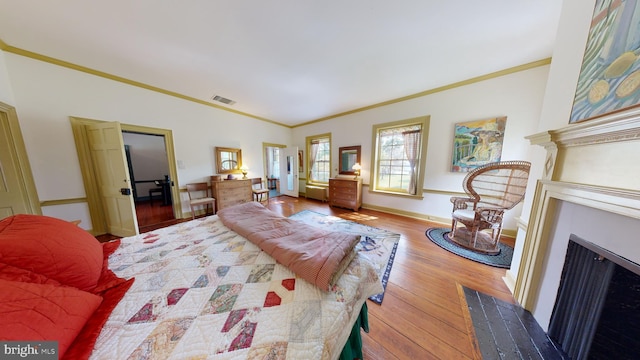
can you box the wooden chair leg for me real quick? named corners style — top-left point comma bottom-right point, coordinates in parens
top-left (450, 219), bottom-right (458, 237)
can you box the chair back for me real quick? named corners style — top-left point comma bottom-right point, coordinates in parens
top-left (250, 177), bottom-right (263, 188)
top-left (186, 182), bottom-right (210, 200)
top-left (462, 161), bottom-right (531, 210)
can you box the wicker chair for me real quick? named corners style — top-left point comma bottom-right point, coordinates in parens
top-left (448, 161), bottom-right (531, 254)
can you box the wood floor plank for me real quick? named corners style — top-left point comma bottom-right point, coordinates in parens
top-left (365, 312), bottom-right (456, 360)
top-left (371, 291), bottom-right (473, 356)
top-left (383, 284), bottom-right (467, 333)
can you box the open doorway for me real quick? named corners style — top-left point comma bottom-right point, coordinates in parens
top-left (263, 143), bottom-right (285, 198)
top-left (70, 117), bottom-right (181, 237)
top-left (123, 132), bottom-right (175, 229)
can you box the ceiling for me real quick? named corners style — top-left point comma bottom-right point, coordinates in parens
top-left (0, 1), bottom-right (563, 127)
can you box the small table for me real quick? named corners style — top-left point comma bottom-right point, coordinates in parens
top-left (267, 178), bottom-right (278, 190)
top-left (155, 180), bottom-right (172, 206)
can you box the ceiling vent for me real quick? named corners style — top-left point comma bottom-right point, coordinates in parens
top-left (211, 95), bottom-right (236, 105)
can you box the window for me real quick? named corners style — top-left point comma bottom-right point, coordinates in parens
top-left (264, 145), bottom-right (282, 179)
top-left (306, 133), bottom-right (331, 184)
top-left (371, 116), bottom-right (429, 196)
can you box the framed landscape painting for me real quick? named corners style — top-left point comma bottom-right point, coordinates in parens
top-left (451, 116), bottom-right (506, 172)
top-left (570, 0), bottom-right (640, 123)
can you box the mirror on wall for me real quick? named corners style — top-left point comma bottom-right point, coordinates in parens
top-left (338, 145), bottom-right (361, 175)
top-left (215, 147), bottom-right (242, 174)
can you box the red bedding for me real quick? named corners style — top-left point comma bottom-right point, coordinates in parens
top-left (217, 202), bottom-right (360, 291)
top-left (0, 215), bottom-right (132, 360)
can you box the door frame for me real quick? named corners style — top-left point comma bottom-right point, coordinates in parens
top-left (262, 142), bottom-right (286, 178)
top-left (70, 117), bottom-right (181, 235)
top-left (279, 146), bottom-right (299, 197)
top-left (0, 101), bottom-right (41, 216)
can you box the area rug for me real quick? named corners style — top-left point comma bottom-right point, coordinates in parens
top-left (425, 227), bottom-right (513, 268)
top-left (289, 210), bottom-right (400, 304)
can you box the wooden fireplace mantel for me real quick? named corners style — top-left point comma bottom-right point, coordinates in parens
top-left (514, 109), bottom-right (640, 312)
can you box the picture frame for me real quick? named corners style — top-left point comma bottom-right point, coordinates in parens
top-left (569, 0), bottom-right (640, 124)
top-left (215, 147), bottom-right (242, 174)
top-left (451, 117), bottom-right (506, 172)
top-left (298, 150), bottom-right (303, 173)
top-left (338, 145), bottom-right (361, 175)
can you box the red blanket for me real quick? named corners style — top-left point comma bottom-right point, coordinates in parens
top-left (217, 202), bottom-right (360, 291)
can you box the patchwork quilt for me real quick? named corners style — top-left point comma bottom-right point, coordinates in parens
top-left (90, 215), bottom-right (383, 360)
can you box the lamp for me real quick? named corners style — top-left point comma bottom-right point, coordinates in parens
top-left (352, 163), bottom-right (361, 179)
top-left (240, 165), bottom-right (249, 179)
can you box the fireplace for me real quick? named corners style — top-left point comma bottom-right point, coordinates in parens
top-left (512, 111), bottom-right (640, 344)
top-left (548, 235), bottom-right (640, 359)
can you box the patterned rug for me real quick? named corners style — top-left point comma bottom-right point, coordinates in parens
top-left (289, 210), bottom-right (401, 304)
top-left (425, 227), bottom-right (513, 268)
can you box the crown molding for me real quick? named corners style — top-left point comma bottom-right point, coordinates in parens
top-left (1, 42), bottom-right (290, 128)
top-left (1, 39), bottom-right (551, 130)
top-left (294, 58), bottom-right (552, 128)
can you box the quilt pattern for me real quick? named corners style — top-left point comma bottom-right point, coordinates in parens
top-left (90, 216), bottom-right (382, 360)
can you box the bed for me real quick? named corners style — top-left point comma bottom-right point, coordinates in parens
top-left (0, 202), bottom-right (382, 359)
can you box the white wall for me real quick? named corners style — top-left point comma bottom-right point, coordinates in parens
top-left (0, 51), bottom-right (15, 104)
top-left (518, 0), bottom-right (595, 221)
top-left (293, 65), bottom-right (549, 228)
top-left (4, 53), bottom-right (292, 226)
top-left (506, 0), bottom-right (597, 286)
top-left (5, 48), bottom-right (550, 233)
top-left (521, 0), bottom-right (640, 329)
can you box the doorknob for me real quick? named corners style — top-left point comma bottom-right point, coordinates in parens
top-left (120, 188), bottom-right (131, 195)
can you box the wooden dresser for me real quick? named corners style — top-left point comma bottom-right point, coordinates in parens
top-left (328, 177), bottom-right (362, 211)
top-left (211, 179), bottom-right (253, 211)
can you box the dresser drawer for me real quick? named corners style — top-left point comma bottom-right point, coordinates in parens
top-left (328, 178), bottom-right (362, 211)
top-left (330, 180), bottom-right (356, 188)
top-left (212, 179), bottom-right (253, 210)
top-left (220, 187), bottom-right (250, 198)
top-left (331, 187), bottom-right (356, 196)
top-left (331, 198), bottom-right (355, 208)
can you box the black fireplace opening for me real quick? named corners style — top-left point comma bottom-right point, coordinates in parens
top-left (549, 235), bottom-right (640, 359)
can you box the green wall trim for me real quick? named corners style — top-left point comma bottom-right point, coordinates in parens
top-left (1, 39), bottom-right (550, 128)
top-left (40, 198), bottom-right (87, 207)
top-left (1, 43), bottom-right (287, 128)
top-left (294, 58), bottom-right (552, 127)
top-left (361, 202), bottom-right (517, 238)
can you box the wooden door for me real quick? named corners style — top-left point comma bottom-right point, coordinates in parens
top-left (0, 104), bottom-right (40, 219)
top-left (87, 121), bottom-right (138, 236)
top-left (279, 147), bottom-right (299, 197)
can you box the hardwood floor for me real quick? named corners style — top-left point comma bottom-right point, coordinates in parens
top-left (102, 195), bottom-right (518, 359)
top-left (135, 200), bottom-right (176, 231)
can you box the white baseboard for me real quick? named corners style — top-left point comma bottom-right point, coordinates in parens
top-left (503, 269), bottom-right (517, 294)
